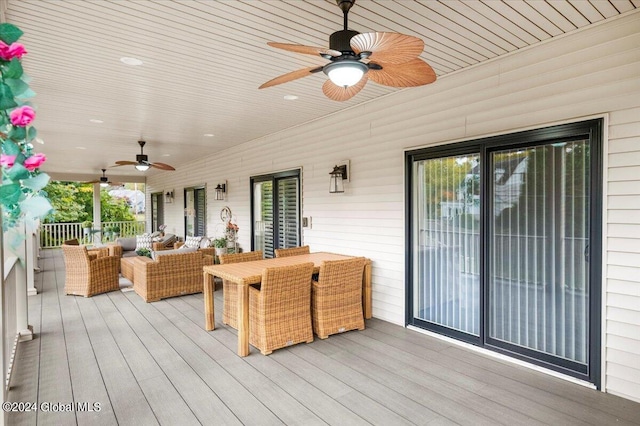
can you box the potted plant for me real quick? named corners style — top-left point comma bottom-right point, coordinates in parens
top-left (213, 237), bottom-right (227, 256)
top-left (103, 225), bottom-right (113, 241)
top-left (135, 248), bottom-right (152, 258)
top-left (112, 225), bottom-right (120, 238)
top-left (81, 220), bottom-right (92, 235)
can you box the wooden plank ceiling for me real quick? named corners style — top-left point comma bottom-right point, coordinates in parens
top-left (6, 0), bottom-right (638, 180)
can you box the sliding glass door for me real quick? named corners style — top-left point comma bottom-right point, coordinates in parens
top-left (251, 170), bottom-right (301, 258)
top-left (407, 120), bottom-right (602, 384)
top-left (412, 153), bottom-right (481, 337)
top-left (151, 192), bottom-right (164, 233)
top-left (488, 141), bottom-right (591, 368)
top-left (184, 186), bottom-right (206, 237)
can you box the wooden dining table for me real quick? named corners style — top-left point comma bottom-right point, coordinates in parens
top-left (203, 252), bottom-right (372, 356)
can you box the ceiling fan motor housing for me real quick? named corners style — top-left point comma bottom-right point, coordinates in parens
top-left (330, 29), bottom-right (359, 54)
top-left (136, 154), bottom-right (148, 163)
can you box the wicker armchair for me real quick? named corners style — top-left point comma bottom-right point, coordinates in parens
top-left (133, 251), bottom-right (214, 302)
top-left (249, 262), bottom-right (315, 355)
top-left (61, 244), bottom-right (120, 297)
top-left (274, 245), bottom-right (310, 258)
top-left (63, 238), bottom-right (109, 260)
top-left (219, 251), bottom-right (263, 329)
top-left (311, 257), bottom-right (367, 339)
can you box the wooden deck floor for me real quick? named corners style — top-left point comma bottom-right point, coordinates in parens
top-left (7, 249), bottom-right (640, 425)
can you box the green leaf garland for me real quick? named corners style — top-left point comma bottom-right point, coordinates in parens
top-left (0, 23), bottom-right (52, 231)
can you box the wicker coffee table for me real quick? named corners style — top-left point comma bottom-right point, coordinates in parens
top-left (120, 256), bottom-right (151, 283)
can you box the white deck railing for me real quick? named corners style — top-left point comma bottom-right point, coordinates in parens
top-left (39, 220), bottom-right (146, 248)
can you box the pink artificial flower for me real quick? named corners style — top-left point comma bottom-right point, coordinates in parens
top-left (0, 41), bottom-right (27, 61)
top-left (9, 105), bottom-right (35, 127)
top-left (0, 154), bottom-right (16, 168)
top-left (6, 43), bottom-right (27, 60)
top-left (23, 153), bottom-right (46, 171)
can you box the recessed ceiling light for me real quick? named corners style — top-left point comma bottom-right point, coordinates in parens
top-left (120, 57), bottom-right (143, 66)
top-left (75, 146), bottom-right (86, 150)
top-left (283, 95), bottom-right (298, 100)
top-left (89, 119), bottom-right (103, 123)
top-left (162, 154), bottom-right (171, 157)
top-left (203, 133), bottom-right (214, 137)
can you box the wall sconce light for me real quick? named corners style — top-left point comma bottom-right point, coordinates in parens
top-left (329, 161), bottom-right (349, 194)
top-left (215, 181), bottom-right (227, 200)
top-left (165, 190), bottom-right (174, 204)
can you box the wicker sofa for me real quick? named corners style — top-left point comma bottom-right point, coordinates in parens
top-left (107, 233), bottom-right (177, 258)
top-left (132, 250), bottom-right (213, 302)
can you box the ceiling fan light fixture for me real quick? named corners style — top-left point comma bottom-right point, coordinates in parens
top-left (135, 163), bottom-right (150, 171)
top-left (324, 60), bottom-right (368, 88)
top-left (100, 181), bottom-right (109, 188)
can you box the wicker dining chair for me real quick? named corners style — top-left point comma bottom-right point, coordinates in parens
top-left (274, 245), bottom-right (310, 258)
top-left (249, 262), bottom-right (315, 355)
top-left (219, 250), bottom-right (263, 329)
top-left (61, 244), bottom-right (120, 297)
top-left (311, 257), bottom-right (367, 339)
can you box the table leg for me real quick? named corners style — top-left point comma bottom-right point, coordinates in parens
top-left (204, 272), bottom-right (215, 331)
top-left (363, 262), bottom-right (372, 319)
top-left (238, 284), bottom-right (250, 356)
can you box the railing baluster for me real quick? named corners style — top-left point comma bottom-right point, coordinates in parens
top-left (39, 221), bottom-right (145, 248)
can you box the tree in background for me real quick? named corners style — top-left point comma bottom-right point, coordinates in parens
top-left (44, 181), bottom-right (135, 223)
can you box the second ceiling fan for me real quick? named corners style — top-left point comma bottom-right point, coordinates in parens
top-left (113, 140), bottom-right (175, 171)
top-left (259, 0), bottom-right (436, 101)
top-left (85, 169), bottom-right (122, 187)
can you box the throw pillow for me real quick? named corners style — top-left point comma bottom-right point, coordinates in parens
top-left (184, 235), bottom-right (202, 249)
top-left (135, 235), bottom-right (153, 251)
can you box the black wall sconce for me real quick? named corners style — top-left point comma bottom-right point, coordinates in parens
top-left (215, 181), bottom-right (227, 200)
top-left (164, 189), bottom-right (174, 204)
top-left (329, 161), bottom-right (349, 193)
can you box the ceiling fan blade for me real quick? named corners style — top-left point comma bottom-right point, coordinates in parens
top-left (267, 42), bottom-right (341, 58)
top-left (113, 161), bottom-right (138, 167)
top-left (83, 180), bottom-right (100, 184)
top-left (259, 66), bottom-right (323, 89)
top-left (150, 162), bottom-right (175, 171)
top-left (322, 75), bottom-right (368, 102)
top-left (368, 58), bottom-right (436, 87)
top-left (351, 32), bottom-right (424, 64)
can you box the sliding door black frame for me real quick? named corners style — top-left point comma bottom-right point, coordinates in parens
top-left (405, 119), bottom-right (602, 387)
top-left (184, 185), bottom-right (206, 237)
top-left (250, 169), bottom-right (301, 256)
top-left (150, 192), bottom-right (164, 233)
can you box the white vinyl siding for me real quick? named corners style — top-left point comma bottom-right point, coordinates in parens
top-left (147, 12), bottom-right (640, 401)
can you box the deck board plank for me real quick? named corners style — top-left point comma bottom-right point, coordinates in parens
top-left (7, 249), bottom-right (640, 425)
top-left (34, 253), bottom-right (76, 425)
top-left (73, 292), bottom-right (159, 425)
top-left (91, 294), bottom-right (200, 425)
top-left (133, 294), bottom-right (323, 425)
top-left (108, 291), bottom-right (244, 425)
